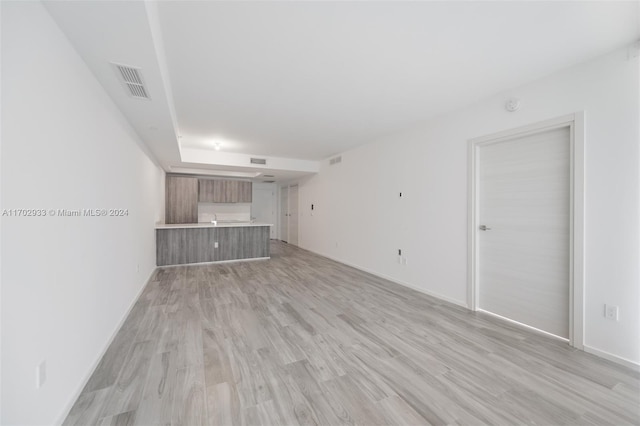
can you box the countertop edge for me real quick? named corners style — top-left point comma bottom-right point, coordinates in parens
top-left (155, 222), bottom-right (274, 230)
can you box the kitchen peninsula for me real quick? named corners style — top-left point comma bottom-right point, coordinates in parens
top-left (156, 222), bottom-right (272, 266)
top-left (156, 175), bottom-right (273, 266)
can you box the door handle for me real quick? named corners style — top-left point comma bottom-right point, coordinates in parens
top-left (479, 225), bottom-right (492, 231)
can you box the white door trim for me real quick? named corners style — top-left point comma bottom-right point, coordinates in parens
top-left (280, 185), bottom-right (289, 242)
top-left (467, 112), bottom-right (585, 349)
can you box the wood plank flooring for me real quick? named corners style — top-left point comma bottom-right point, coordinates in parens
top-left (64, 241), bottom-right (640, 425)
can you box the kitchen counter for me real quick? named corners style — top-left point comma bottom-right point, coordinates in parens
top-left (156, 222), bottom-right (272, 266)
top-left (155, 222), bottom-right (273, 229)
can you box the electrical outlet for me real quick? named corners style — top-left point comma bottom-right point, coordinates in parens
top-left (214, 242), bottom-right (219, 248)
top-left (604, 304), bottom-right (619, 321)
top-left (36, 360), bottom-right (47, 389)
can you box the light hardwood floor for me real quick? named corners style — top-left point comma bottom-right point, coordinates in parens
top-left (64, 241), bottom-right (640, 425)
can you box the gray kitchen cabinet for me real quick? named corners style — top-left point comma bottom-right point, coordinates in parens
top-left (198, 179), bottom-right (252, 203)
top-left (166, 176), bottom-right (198, 224)
top-left (239, 181), bottom-right (252, 203)
top-left (156, 225), bottom-right (271, 266)
top-left (198, 179), bottom-right (217, 203)
top-left (214, 180), bottom-right (226, 202)
top-left (225, 180), bottom-right (239, 203)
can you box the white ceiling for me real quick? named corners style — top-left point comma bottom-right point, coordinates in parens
top-left (44, 1), bottom-right (639, 182)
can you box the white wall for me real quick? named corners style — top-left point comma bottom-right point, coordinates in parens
top-left (1, 3), bottom-right (165, 425)
top-left (299, 47), bottom-right (639, 366)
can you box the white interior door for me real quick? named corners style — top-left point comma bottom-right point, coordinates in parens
top-left (280, 187), bottom-right (289, 243)
top-left (252, 187), bottom-right (276, 238)
top-left (288, 185), bottom-right (299, 246)
top-left (478, 126), bottom-right (570, 338)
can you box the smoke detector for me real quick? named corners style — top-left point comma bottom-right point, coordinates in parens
top-left (505, 98), bottom-right (521, 112)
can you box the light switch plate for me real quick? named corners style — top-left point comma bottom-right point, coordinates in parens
top-left (36, 360), bottom-right (47, 389)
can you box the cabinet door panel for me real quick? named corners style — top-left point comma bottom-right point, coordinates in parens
top-left (225, 180), bottom-right (238, 203)
top-left (239, 181), bottom-right (252, 203)
top-left (213, 180), bottom-right (226, 203)
top-left (166, 176), bottom-right (198, 224)
top-left (198, 179), bottom-right (216, 203)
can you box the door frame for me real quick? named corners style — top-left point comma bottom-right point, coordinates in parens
top-left (280, 185), bottom-right (289, 242)
top-left (280, 183), bottom-right (299, 245)
top-left (287, 184), bottom-right (299, 246)
top-left (467, 112), bottom-right (585, 349)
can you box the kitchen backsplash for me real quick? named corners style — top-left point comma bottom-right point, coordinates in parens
top-left (198, 203), bottom-right (251, 223)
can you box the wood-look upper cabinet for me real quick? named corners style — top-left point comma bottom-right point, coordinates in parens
top-left (239, 181), bottom-right (252, 203)
top-left (225, 180), bottom-right (239, 203)
top-left (214, 180), bottom-right (226, 202)
top-left (198, 179), bottom-right (216, 203)
top-left (166, 176), bottom-right (198, 224)
top-left (198, 179), bottom-right (252, 203)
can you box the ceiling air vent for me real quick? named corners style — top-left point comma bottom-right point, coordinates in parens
top-left (263, 180), bottom-right (275, 183)
top-left (250, 158), bottom-right (267, 165)
top-left (329, 155), bottom-right (342, 165)
top-left (112, 63), bottom-right (150, 100)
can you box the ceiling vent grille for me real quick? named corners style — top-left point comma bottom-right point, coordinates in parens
top-left (329, 156), bottom-right (342, 165)
top-left (263, 180), bottom-right (275, 183)
top-left (112, 63), bottom-right (150, 100)
top-left (250, 158), bottom-right (267, 165)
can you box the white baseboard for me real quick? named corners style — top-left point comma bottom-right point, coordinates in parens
top-left (477, 308), bottom-right (569, 342)
top-left (55, 267), bottom-right (158, 425)
top-left (299, 246), bottom-right (468, 309)
top-left (583, 345), bottom-right (640, 372)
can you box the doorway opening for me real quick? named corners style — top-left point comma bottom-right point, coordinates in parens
top-left (280, 184), bottom-right (299, 246)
